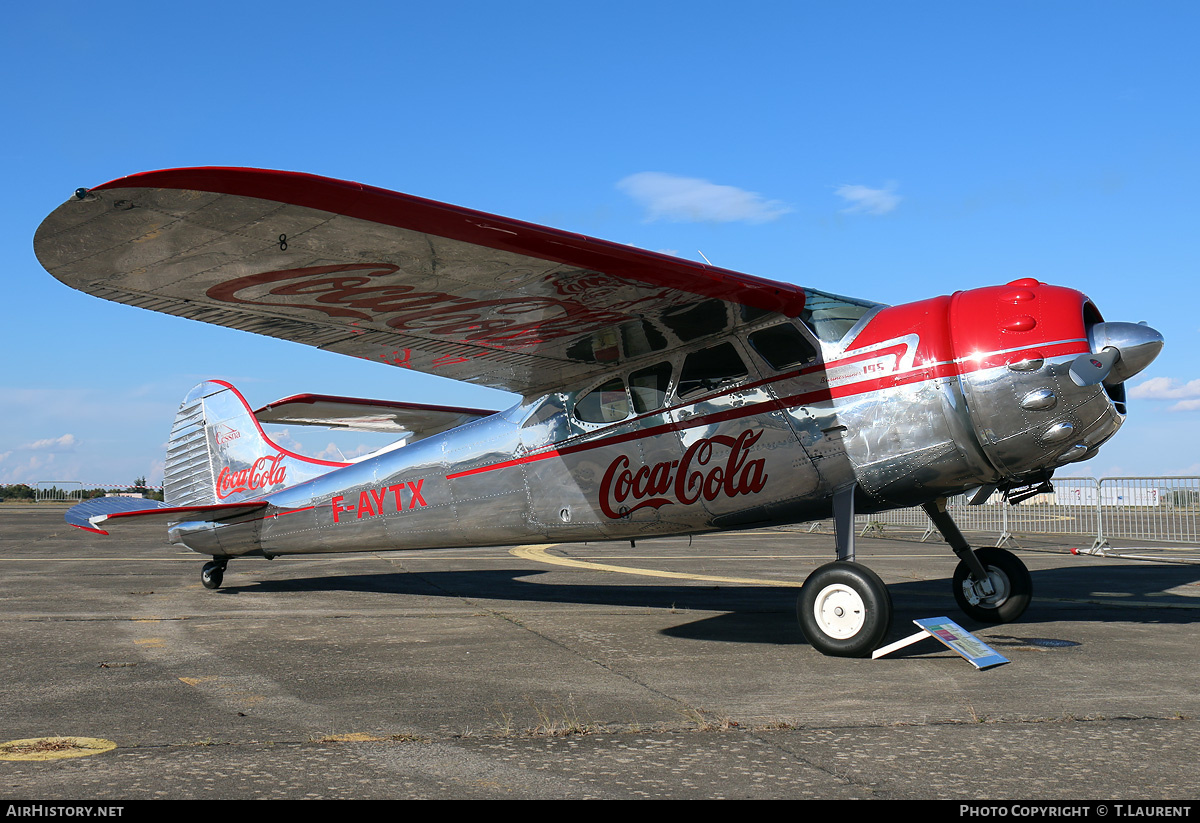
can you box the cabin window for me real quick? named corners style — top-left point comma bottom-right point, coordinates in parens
top-left (748, 323), bottom-right (819, 371)
top-left (677, 343), bottom-right (748, 399)
top-left (574, 378), bottom-right (630, 424)
top-left (629, 362), bottom-right (672, 413)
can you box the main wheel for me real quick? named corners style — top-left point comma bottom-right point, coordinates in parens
top-left (798, 562), bottom-right (892, 657)
top-left (952, 547), bottom-right (1031, 623)
top-left (201, 561), bottom-right (224, 590)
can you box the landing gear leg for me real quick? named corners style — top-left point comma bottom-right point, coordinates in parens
top-left (798, 484), bottom-right (893, 657)
top-left (201, 557), bottom-right (228, 590)
top-left (921, 499), bottom-right (1032, 623)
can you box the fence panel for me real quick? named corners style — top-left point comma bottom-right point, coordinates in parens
top-left (1004, 477), bottom-right (1099, 541)
top-left (851, 476), bottom-right (1200, 547)
top-left (34, 481), bottom-right (84, 502)
top-left (1098, 477), bottom-right (1200, 544)
top-left (945, 493), bottom-right (1005, 537)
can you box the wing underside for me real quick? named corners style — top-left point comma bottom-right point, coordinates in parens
top-left (254, 393), bottom-right (498, 438)
top-left (35, 168), bottom-right (807, 395)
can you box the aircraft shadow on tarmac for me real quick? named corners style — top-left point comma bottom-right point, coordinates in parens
top-left (216, 561), bottom-right (1200, 647)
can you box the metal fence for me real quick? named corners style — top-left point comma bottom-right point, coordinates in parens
top-left (34, 481), bottom-right (85, 502)
top-left (1099, 477), bottom-right (1200, 545)
top-left (859, 477), bottom-right (1200, 550)
top-left (27, 481), bottom-right (163, 503)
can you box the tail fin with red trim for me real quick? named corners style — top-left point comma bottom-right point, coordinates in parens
top-left (164, 380), bottom-right (345, 507)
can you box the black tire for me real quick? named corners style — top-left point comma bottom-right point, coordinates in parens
top-left (952, 547), bottom-right (1031, 623)
top-left (798, 561), bottom-right (893, 657)
top-left (201, 561), bottom-right (224, 590)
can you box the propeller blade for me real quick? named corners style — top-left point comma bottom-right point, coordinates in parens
top-left (1069, 347), bottom-right (1119, 387)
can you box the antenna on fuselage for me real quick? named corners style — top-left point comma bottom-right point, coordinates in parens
top-left (697, 251), bottom-right (713, 265)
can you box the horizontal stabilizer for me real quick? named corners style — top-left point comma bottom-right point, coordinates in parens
top-left (254, 393), bottom-right (497, 440)
top-left (66, 497), bottom-right (266, 534)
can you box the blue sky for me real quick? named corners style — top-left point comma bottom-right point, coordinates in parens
top-left (3, 1), bottom-right (1198, 487)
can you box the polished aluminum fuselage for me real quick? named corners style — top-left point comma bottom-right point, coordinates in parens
top-left (171, 293), bottom-right (1125, 558)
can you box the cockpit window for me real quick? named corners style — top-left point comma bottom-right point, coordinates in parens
top-left (677, 343), bottom-right (748, 399)
top-left (573, 378), bottom-right (630, 424)
top-left (799, 288), bottom-right (882, 343)
top-left (748, 323), bottom-right (819, 371)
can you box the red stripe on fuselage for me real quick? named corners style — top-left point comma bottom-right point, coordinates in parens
top-left (444, 338), bottom-right (1088, 481)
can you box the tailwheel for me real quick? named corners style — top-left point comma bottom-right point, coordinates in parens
top-left (798, 561), bottom-right (892, 657)
top-left (952, 547), bottom-right (1031, 623)
top-left (200, 559), bottom-right (227, 590)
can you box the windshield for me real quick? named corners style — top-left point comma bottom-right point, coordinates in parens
top-left (799, 288), bottom-right (884, 343)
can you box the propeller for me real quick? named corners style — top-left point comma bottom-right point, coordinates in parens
top-left (1068, 321), bottom-right (1163, 388)
top-left (1068, 348), bottom-right (1119, 387)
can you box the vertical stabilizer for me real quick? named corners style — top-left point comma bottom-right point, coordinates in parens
top-left (164, 381), bottom-right (347, 507)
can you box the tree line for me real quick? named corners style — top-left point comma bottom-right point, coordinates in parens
top-left (0, 477), bottom-right (164, 502)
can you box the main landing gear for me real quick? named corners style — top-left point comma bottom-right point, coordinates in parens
top-left (200, 558), bottom-right (228, 590)
top-left (796, 489), bottom-right (1032, 658)
top-left (798, 486), bottom-right (894, 657)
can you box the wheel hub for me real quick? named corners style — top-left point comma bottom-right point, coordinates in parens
top-left (963, 567), bottom-right (1010, 607)
top-left (812, 583), bottom-right (866, 639)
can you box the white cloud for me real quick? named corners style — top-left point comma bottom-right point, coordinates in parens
top-left (617, 172), bottom-right (792, 224)
top-left (317, 443), bottom-right (348, 461)
top-left (1129, 377), bottom-right (1200, 409)
top-left (0, 453), bottom-right (59, 484)
top-left (19, 433), bottom-right (78, 452)
top-left (1128, 376), bottom-right (1200, 400)
top-left (834, 182), bottom-right (901, 216)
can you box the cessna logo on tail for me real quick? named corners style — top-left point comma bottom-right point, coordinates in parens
top-left (216, 454), bottom-right (288, 500)
top-left (599, 429), bottom-right (768, 519)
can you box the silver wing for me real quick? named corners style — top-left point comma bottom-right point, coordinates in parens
top-left (34, 167), bottom-right (807, 396)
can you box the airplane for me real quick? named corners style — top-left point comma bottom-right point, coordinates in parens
top-left (33, 167), bottom-right (1164, 657)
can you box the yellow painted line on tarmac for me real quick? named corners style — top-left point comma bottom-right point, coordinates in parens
top-left (510, 544), bottom-right (802, 587)
top-left (570, 552), bottom-right (947, 560)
